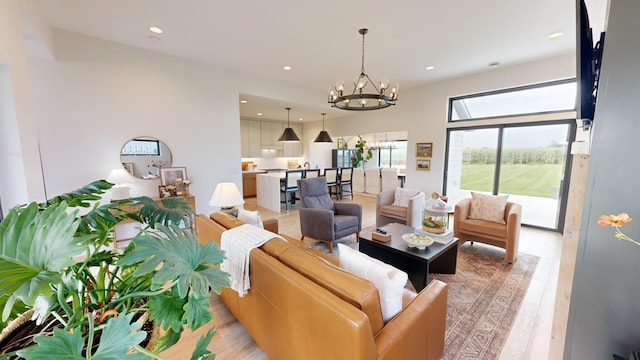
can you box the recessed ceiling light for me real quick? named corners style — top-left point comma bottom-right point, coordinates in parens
top-left (425, 66), bottom-right (435, 71)
top-left (283, 66), bottom-right (292, 71)
top-left (548, 32), bottom-right (563, 39)
top-left (149, 26), bottom-right (163, 34)
top-left (257, 112), bottom-right (263, 116)
top-left (240, 100), bottom-right (248, 104)
top-left (488, 61), bottom-right (500, 67)
top-left (298, 118), bottom-right (303, 121)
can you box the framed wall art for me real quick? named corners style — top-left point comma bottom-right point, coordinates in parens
top-left (160, 167), bottom-right (188, 193)
top-left (416, 159), bottom-right (431, 171)
top-left (416, 142), bottom-right (433, 158)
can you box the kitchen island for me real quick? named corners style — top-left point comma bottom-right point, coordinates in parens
top-left (242, 170), bottom-right (267, 198)
top-left (256, 172), bottom-right (285, 212)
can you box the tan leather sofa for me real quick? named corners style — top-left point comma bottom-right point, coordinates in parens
top-left (453, 198), bottom-right (522, 263)
top-left (197, 212), bottom-right (448, 360)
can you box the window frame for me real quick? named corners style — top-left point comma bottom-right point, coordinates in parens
top-left (448, 78), bottom-right (577, 123)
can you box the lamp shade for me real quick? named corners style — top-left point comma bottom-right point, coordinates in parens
top-left (209, 182), bottom-right (244, 209)
top-left (314, 130), bottom-right (333, 143)
top-left (107, 168), bottom-right (131, 200)
top-left (277, 127), bottom-right (300, 142)
top-left (108, 168), bottom-right (131, 185)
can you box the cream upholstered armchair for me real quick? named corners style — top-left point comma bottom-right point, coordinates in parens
top-left (376, 188), bottom-right (425, 229)
top-left (453, 194), bottom-right (522, 264)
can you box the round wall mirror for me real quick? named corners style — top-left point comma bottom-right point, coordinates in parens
top-left (120, 137), bottom-right (172, 179)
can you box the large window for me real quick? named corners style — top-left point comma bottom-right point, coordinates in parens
top-left (445, 80), bottom-right (577, 232)
top-left (378, 140), bottom-right (407, 169)
top-left (449, 79), bottom-right (576, 121)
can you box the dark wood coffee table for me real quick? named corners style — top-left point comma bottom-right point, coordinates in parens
top-left (359, 223), bottom-right (458, 292)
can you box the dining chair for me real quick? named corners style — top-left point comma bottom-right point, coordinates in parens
top-left (339, 167), bottom-right (354, 200)
top-left (280, 169), bottom-right (305, 212)
top-left (323, 168), bottom-right (340, 200)
top-left (304, 169), bottom-right (321, 178)
top-left (364, 167), bottom-right (382, 195)
top-left (381, 167), bottom-right (399, 192)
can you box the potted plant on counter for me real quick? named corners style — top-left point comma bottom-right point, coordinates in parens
top-left (0, 180), bottom-right (229, 359)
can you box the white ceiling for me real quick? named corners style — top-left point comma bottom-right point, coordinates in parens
top-left (32, 0), bottom-right (608, 122)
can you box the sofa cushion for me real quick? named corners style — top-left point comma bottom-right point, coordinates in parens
top-left (392, 188), bottom-right (419, 207)
top-left (459, 218), bottom-right (508, 238)
top-left (337, 244), bottom-right (408, 322)
top-left (469, 192), bottom-right (508, 224)
top-left (278, 244), bottom-right (384, 334)
top-left (378, 204), bottom-right (408, 219)
top-left (238, 209), bottom-right (264, 229)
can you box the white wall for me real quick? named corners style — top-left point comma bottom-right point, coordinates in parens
top-left (25, 29), bottom-right (323, 214)
top-left (0, 1), bottom-right (47, 213)
top-left (327, 54), bottom-right (575, 194)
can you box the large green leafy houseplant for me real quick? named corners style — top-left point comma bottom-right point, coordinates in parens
top-left (352, 136), bottom-right (373, 168)
top-left (0, 180), bottom-right (229, 359)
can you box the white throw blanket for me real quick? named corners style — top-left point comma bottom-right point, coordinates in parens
top-left (220, 224), bottom-right (283, 297)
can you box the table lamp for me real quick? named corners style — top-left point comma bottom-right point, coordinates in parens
top-left (209, 182), bottom-right (244, 217)
top-left (108, 168), bottom-right (132, 201)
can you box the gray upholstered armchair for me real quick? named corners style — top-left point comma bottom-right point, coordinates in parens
top-left (297, 177), bottom-right (362, 253)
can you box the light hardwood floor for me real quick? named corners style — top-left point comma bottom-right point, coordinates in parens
top-left (162, 193), bottom-right (562, 359)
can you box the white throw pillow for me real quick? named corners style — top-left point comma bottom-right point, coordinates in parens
top-left (238, 209), bottom-right (264, 229)
top-left (469, 192), bottom-right (509, 224)
top-left (392, 188), bottom-right (419, 207)
top-left (337, 243), bottom-right (408, 322)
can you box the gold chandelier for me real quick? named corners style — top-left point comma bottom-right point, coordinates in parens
top-left (328, 28), bottom-right (398, 111)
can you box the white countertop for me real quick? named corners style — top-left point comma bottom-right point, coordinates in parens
top-left (257, 172), bottom-right (285, 178)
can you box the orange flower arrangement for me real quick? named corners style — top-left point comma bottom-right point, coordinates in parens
top-left (597, 213), bottom-right (637, 246)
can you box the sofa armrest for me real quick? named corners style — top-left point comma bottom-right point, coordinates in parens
top-left (375, 280), bottom-right (448, 360)
top-left (334, 202), bottom-right (363, 230)
top-left (299, 208), bottom-right (335, 239)
top-left (453, 198), bottom-right (472, 237)
top-left (505, 202), bottom-right (522, 256)
top-left (263, 218), bottom-right (278, 233)
top-left (407, 192), bottom-right (426, 228)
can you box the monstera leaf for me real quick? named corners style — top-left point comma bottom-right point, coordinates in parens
top-left (0, 202), bottom-right (86, 322)
top-left (41, 180), bottom-right (113, 209)
top-left (17, 312), bottom-right (147, 360)
top-left (118, 225), bottom-right (228, 299)
top-left (132, 196), bottom-right (194, 229)
top-left (118, 225), bottom-right (228, 351)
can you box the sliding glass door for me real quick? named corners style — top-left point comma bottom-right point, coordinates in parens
top-left (445, 122), bottom-right (573, 231)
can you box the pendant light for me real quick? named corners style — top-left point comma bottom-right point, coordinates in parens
top-left (277, 107), bottom-right (300, 142)
top-left (314, 112), bottom-right (333, 143)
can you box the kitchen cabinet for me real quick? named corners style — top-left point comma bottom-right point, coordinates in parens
top-left (332, 149), bottom-right (355, 168)
top-left (283, 123), bottom-right (303, 157)
top-left (261, 121), bottom-right (283, 150)
top-left (240, 119), bottom-right (262, 157)
top-left (242, 171), bottom-right (265, 198)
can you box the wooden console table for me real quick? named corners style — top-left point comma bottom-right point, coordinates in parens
top-left (113, 195), bottom-right (196, 248)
